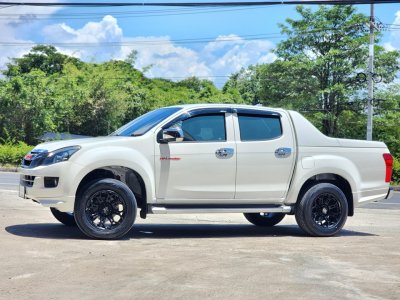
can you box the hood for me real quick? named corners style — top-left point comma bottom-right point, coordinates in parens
top-left (33, 136), bottom-right (133, 152)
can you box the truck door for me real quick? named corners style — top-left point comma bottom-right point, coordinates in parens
top-left (234, 109), bottom-right (296, 202)
top-left (155, 108), bottom-right (236, 201)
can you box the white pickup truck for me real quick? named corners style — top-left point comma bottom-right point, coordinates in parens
top-left (19, 104), bottom-right (393, 239)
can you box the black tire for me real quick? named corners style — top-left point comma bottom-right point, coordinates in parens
top-left (244, 212), bottom-right (285, 227)
top-left (74, 178), bottom-right (137, 240)
top-left (295, 183), bottom-right (348, 237)
top-left (50, 208), bottom-right (77, 227)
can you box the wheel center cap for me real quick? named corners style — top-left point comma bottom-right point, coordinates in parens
top-left (322, 207), bottom-right (328, 215)
top-left (102, 206), bottom-right (110, 215)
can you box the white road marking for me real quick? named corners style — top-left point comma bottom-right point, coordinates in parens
top-left (10, 273), bottom-right (35, 280)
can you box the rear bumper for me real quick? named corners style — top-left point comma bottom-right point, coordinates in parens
top-left (385, 187), bottom-right (394, 200)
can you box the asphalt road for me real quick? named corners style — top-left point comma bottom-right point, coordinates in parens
top-left (0, 172), bottom-right (19, 191)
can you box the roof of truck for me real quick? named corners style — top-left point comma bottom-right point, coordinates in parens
top-left (169, 103), bottom-right (287, 113)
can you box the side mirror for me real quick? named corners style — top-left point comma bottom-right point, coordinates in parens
top-left (160, 127), bottom-right (184, 143)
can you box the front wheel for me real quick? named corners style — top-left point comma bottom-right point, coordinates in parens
top-left (50, 208), bottom-right (76, 226)
top-left (243, 212), bottom-right (285, 227)
top-left (295, 183), bottom-right (348, 237)
top-left (74, 178), bottom-right (137, 240)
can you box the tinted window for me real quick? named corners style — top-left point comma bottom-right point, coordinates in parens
top-left (172, 114), bottom-right (226, 142)
top-left (238, 114), bottom-right (282, 141)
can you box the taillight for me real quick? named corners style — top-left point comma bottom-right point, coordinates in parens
top-left (383, 153), bottom-right (393, 183)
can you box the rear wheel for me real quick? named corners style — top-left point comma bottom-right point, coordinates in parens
top-left (50, 208), bottom-right (76, 227)
top-left (295, 183), bottom-right (348, 237)
top-left (74, 178), bottom-right (137, 240)
top-left (244, 212), bottom-right (285, 227)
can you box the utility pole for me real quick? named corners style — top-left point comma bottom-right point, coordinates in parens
top-left (366, 3), bottom-right (374, 141)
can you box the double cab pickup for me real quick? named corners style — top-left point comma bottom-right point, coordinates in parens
top-left (19, 104), bottom-right (393, 239)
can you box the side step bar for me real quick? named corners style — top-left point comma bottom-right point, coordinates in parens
top-left (149, 204), bottom-right (293, 214)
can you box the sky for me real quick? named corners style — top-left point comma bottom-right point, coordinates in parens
top-left (0, 0), bottom-right (399, 87)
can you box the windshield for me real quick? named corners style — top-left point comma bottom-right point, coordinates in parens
top-left (111, 107), bottom-right (182, 137)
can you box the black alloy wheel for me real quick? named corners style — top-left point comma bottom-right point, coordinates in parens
top-left (311, 192), bottom-right (342, 229)
top-left (295, 183), bottom-right (348, 237)
top-left (85, 189), bottom-right (127, 230)
top-left (243, 212), bottom-right (285, 227)
top-left (74, 178), bottom-right (137, 239)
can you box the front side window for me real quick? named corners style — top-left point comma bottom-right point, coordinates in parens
top-left (171, 114), bottom-right (226, 142)
top-left (238, 114), bottom-right (282, 141)
top-left (111, 107), bottom-right (182, 137)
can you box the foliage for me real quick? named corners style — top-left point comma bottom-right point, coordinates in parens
top-left (125, 49), bottom-right (138, 67)
top-left (0, 6), bottom-right (399, 160)
top-left (374, 84), bottom-right (400, 158)
top-left (0, 142), bottom-right (33, 165)
top-left (0, 46), bottom-right (241, 144)
top-left (224, 5), bottom-right (400, 138)
top-left (392, 157), bottom-right (400, 184)
top-left (3, 45), bottom-right (81, 77)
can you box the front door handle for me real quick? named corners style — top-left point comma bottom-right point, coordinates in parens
top-left (275, 147), bottom-right (292, 158)
top-left (215, 148), bottom-right (234, 159)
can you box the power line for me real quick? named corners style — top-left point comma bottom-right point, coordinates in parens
top-left (0, 36), bottom-right (282, 47)
top-left (0, 6), bottom-right (268, 20)
top-left (1, 22), bottom-right (394, 47)
top-left (0, 6), bottom-right (260, 15)
top-left (0, 6), bottom-right (256, 15)
top-left (0, 7), bottom-right (275, 20)
top-left (0, 1), bottom-right (399, 7)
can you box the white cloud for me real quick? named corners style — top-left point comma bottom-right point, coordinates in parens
top-left (204, 35), bottom-right (276, 76)
top-left (3, 13), bottom-right (276, 86)
top-left (383, 42), bottom-right (397, 52)
top-left (120, 34), bottom-right (276, 85)
top-left (0, 0), bottom-right (61, 72)
top-left (119, 36), bottom-right (212, 79)
top-left (42, 16), bottom-right (276, 86)
top-left (385, 10), bottom-right (400, 51)
top-left (43, 15), bottom-right (123, 61)
top-left (203, 34), bottom-right (244, 53)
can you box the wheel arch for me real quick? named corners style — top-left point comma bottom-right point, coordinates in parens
top-left (74, 166), bottom-right (149, 218)
top-left (296, 173), bottom-right (354, 216)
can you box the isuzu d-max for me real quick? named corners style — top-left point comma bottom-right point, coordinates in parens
top-left (19, 104), bottom-right (393, 239)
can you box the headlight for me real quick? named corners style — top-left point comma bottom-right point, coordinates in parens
top-left (41, 146), bottom-right (81, 166)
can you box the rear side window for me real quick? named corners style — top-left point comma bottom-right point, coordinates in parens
top-left (238, 114), bottom-right (282, 141)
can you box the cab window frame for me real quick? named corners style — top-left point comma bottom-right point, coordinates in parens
top-left (237, 112), bottom-right (283, 142)
top-left (158, 108), bottom-right (231, 143)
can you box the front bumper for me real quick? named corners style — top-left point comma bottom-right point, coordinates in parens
top-left (18, 163), bottom-right (77, 212)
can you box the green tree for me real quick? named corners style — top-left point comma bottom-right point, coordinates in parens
top-left (3, 45), bottom-right (81, 77)
top-left (373, 84), bottom-right (400, 158)
top-left (225, 5), bottom-right (400, 137)
top-left (125, 49), bottom-right (138, 67)
top-left (0, 47), bottom-right (242, 143)
top-left (278, 5), bottom-right (400, 136)
top-left (0, 70), bottom-right (58, 144)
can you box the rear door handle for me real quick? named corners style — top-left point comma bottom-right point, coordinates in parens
top-left (215, 148), bottom-right (234, 159)
top-left (275, 147), bottom-right (292, 158)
